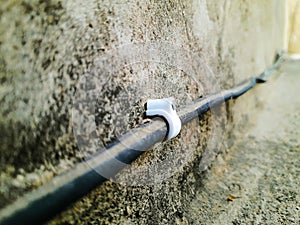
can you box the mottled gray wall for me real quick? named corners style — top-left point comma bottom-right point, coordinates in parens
top-left (0, 0), bottom-right (285, 224)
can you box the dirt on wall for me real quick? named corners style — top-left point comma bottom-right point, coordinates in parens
top-left (0, 0), bottom-right (285, 224)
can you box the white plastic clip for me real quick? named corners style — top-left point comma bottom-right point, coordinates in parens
top-left (146, 98), bottom-right (182, 140)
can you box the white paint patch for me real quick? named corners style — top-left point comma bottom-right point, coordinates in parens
top-left (286, 54), bottom-right (300, 60)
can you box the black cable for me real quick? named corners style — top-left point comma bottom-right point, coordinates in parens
top-left (0, 52), bottom-right (284, 225)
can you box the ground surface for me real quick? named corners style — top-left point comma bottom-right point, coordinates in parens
top-left (189, 59), bottom-right (300, 224)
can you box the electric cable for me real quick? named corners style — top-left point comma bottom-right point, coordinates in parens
top-left (0, 52), bottom-right (284, 225)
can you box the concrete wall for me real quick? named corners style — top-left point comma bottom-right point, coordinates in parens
top-left (0, 0), bottom-right (285, 224)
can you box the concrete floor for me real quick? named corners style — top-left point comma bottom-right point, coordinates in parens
top-left (188, 59), bottom-right (300, 224)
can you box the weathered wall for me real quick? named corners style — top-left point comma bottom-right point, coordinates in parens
top-left (0, 0), bottom-right (285, 224)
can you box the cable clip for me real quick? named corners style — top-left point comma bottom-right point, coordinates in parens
top-left (146, 98), bottom-right (182, 140)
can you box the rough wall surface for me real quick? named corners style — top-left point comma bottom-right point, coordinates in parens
top-left (0, 0), bottom-right (285, 224)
